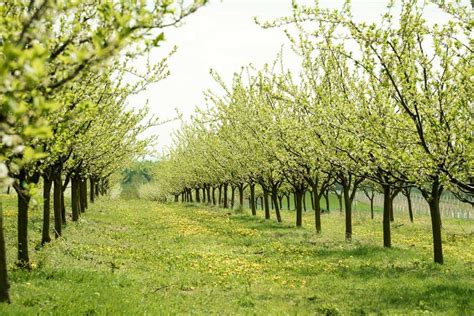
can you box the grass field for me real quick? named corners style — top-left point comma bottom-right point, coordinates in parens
top-left (0, 194), bottom-right (473, 314)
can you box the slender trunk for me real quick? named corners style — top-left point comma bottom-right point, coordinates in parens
top-left (71, 176), bottom-right (80, 221)
top-left (271, 188), bottom-right (282, 223)
top-left (370, 197), bottom-right (374, 220)
top-left (263, 189), bottom-right (270, 219)
top-left (81, 178), bottom-right (87, 211)
top-left (174, 195), bottom-right (179, 202)
top-left (238, 185), bottom-right (244, 208)
top-left (407, 191), bottom-right (414, 223)
top-left (278, 195), bottom-right (283, 210)
top-left (41, 176), bottom-right (53, 245)
top-left (270, 196), bottom-right (274, 210)
top-left (223, 183), bottom-right (228, 209)
top-left (212, 187), bottom-right (216, 205)
top-left (312, 185), bottom-right (321, 234)
top-left (218, 185), bottom-right (222, 206)
top-left (310, 190), bottom-right (314, 211)
top-left (207, 186), bottom-right (211, 204)
top-left (89, 177), bottom-right (95, 203)
top-left (17, 191), bottom-right (31, 269)
top-left (231, 186), bottom-right (235, 209)
top-left (250, 183), bottom-right (256, 216)
top-left (389, 199), bottom-right (394, 222)
top-left (423, 180), bottom-right (444, 264)
top-left (342, 185), bottom-right (352, 240)
top-left (0, 203), bottom-right (11, 303)
top-left (295, 190), bottom-right (303, 227)
top-left (324, 190), bottom-right (330, 212)
top-left (428, 192), bottom-right (443, 264)
top-left (286, 194), bottom-right (290, 210)
top-left (195, 188), bottom-right (200, 203)
top-left (53, 171), bottom-right (63, 237)
top-left (303, 191), bottom-right (307, 212)
top-left (260, 196), bottom-right (263, 210)
top-left (382, 184), bottom-right (392, 248)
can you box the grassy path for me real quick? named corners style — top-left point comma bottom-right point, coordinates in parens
top-left (0, 197), bottom-right (472, 314)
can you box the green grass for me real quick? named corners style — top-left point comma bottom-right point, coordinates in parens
top-left (0, 194), bottom-right (473, 314)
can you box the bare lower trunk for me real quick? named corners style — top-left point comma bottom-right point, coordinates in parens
top-left (250, 184), bottom-right (256, 216)
top-left (271, 188), bottom-right (282, 223)
top-left (407, 192), bottom-right (414, 223)
top-left (342, 185), bottom-right (352, 240)
top-left (53, 172), bottom-right (63, 237)
top-left (0, 203), bottom-right (11, 303)
top-left (263, 189), bottom-right (270, 219)
top-left (17, 191), bottom-right (31, 269)
top-left (223, 183), bottom-right (228, 209)
top-left (295, 190), bottom-right (303, 227)
top-left (382, 184), bottom-right (391, 248)
top-left (238, 185), bottom-right (244, 208)
top-left (312, 185), bottom-right (321, 234)
top-left (41, 177), bottom-right (53, 245)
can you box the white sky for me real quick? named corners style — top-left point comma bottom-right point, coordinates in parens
top-left (126, 0), bottom-right (468, 155)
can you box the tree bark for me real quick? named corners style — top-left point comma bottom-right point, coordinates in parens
top-left (303, 191), bottom-right (307, 212)
top-left (406, 189), bottom-right (414, 223)
top-left (90, 177), bottom-right (95, 203)
top-left (71, 176), bottom-right (80, 221)
top-left (195, 188), bottom-right (200, 203)
top-left (295, 190), bottom-right (303, 227)
top-left (53, 171), bottom-right (63, 237)
top-left (286, 194), bottom-right (290, 210)
top-left (17, 190), bottom-right (31, 269)
top-left (312, 184), bottom-right (322, 234)
top-left (324, 190), bottom-right (330, 212)
top-left (223, 183), bottom-right (228, 209)
top-left (230, 186), bottom-right (235, 209)
top-left (422, 179), bottom-right (444, 264)
top-left (263, 188), bottom-right (270, 219)
top-left (81, 178), bottom-right (87, 212)
top-left (41, 176), bottom-right (53, 245)
top-left (0, 203), bottom-right (10, 303)
top-left (271, 187), bottom-right (282, 223)
top-left (342, 184), bottom-right (352, 240)
top-left (382, 184), bottom-right (391, 248)
top-left (238, 185), bottom-right (244, 208)
top-left (218, 185), bottom-right (222, 206)
top-left (250, 183), bottom-right (256, 216)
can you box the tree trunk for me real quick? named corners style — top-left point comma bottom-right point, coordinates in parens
top-left (407, 191), bottom-right (414, 223)
top-left (303, 191), bottom-right (307, 212)
top-left (81, 178), bottom-right (87, 212)
top-left (90, 177), bottom-right (95, 203)
top-left (278, 195), bottom-right (283, 210)
top-left (382, 184), bottom-right (391, 248)
top-left (0, 203), bottom-right (10, 303)
top-left (286, 194), bottom-right (290, 210)
top-left (370, 197), bottom-right (374, 220)
top-left (295, 190), bottom-right (303, 227)
top-left (423, 180), bottom-right (444, 264)
top-left (342, 185), bottom-right (352, 240)
top-left (17, 191), bottom-right (31, 269)
top-left (53, 171), bottom-right (63, 237)
top-left (310, 190), bottom-right (314, 211)
top-left (231, 186), bottom-right (235, 209)
top-left (238, 185), bottom-right (244, 208)
top-left (195, 188), bottom-right (200, 203)
top-left (312, 185), bottom-right (321, 234)
top-left (271, 188), bottom-right (282, 223)
top-left (223, 183), bottom-right (228, 209)
top-left (324, 190), bottom-right (330, 212)
top-left (250, 183), bottom-right (256, 216)
top-left (212, 187), bottom-right (216, 205)
top-left (218, 185), bottom-right (222, 206)
top-left (71, 176), bottom-right (80, 221)
top-left (263, 189), bottom-right (270, 219)
top-left (206, 186), bottom-right (211, 204)
top-left (41, 176), bottom-right (53, 245)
